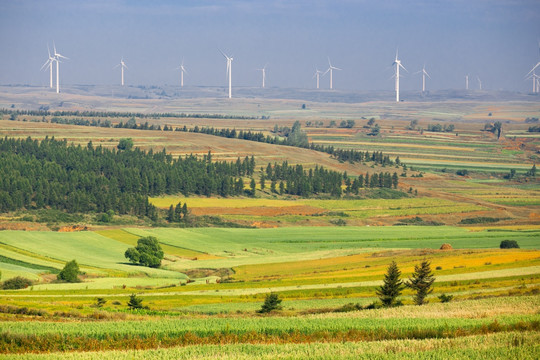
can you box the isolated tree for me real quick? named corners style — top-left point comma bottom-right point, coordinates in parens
top-left (117, 138), bottom-right (133, 150)
top-left (57, 260), bottom-right (80, 283)
top-left (250, 178), bottom-right (256, 196)
top-left (125, 236), bottom-right (164, 268)
top-left (127, 293), bottom-right (144, 310)
top-left (257, 293), bottom-right (282, 313)
top-left (406, 260), bottom-right (435, 305)
top-left (376, 261), bottom-right (404, 307)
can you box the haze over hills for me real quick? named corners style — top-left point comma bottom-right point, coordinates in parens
top-left (0, 85), bottom-right (538, 112)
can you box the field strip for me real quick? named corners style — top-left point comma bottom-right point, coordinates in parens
top-left (312, 140), bottom-right (474, 152)
top-left (3, 266), bottom-right (538, 298)
top-left (401, 158), bottom-right (533, 168)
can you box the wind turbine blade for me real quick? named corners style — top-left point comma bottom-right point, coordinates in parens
top-left (425, 70), bottom-right (431, 79)
top-left (323, 68), bottom-right (330, 76)
top-left (400, 63), bottom-right (408, 72)
top-left (526, 62), bottom-right (540, 76)
top-left (333, 66), bottom-right (342, 71)
top-left (40, 59), bottom-right (51, 71)
top-left (219, 49), bottom-right (229, 59)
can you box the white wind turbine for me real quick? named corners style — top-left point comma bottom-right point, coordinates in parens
top-left (525, 71), bottom-right (539, 93)
top-left (477, 76), bottom-right (482, 90)
top-left (176, 59), bottom-right (187, 87)
top-left (257, 64), bottom-right (267, 88)
top-left (465, 74), bottom-right (469, 90)
top-left (324, 58), bottom-right (341, 90)
top-left (219, 50), bottom-right (233, 98)
top-left (53, 43), bottom-right (68, 94)
top-left (40, 44), bottom-right (55, 89)
top-left (392, 50), bottom-right (407, 102)
top-left (526, 66), bottom-right (540, 92)
top-left (114, 58), bottom-right (128, 86)
top-left (313, 69), bottom-right (323, 89)
top-left (414, 64), bottom-right (431, 92)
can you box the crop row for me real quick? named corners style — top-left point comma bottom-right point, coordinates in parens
top-left (2, 331), bottom-right (537, 359)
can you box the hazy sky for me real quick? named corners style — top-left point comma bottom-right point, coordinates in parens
top-left (1, 0), bottom-right (539, 91)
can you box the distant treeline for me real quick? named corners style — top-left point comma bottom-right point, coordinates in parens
top-left (0, 108), bottom-right (257, 120)
top-left (178, 124), bottom-right (396, 166)
top-left (3, 110), bottom-right (400, 167)
top-left (0, 137), bottom-right (395, 216)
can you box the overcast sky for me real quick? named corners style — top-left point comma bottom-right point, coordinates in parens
top-left (1, 0), bottom-right (539, 91)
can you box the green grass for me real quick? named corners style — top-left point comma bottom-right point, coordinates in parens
top-left (0, 231), bottom-right (185, 279)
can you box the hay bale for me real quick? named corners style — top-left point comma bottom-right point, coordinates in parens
top-left (440, 243), bottom-right (453, 250)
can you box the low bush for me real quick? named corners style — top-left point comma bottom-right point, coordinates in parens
top-left (438, 294), bottom-right (454, 303)
top-left (500, 240), bottom-right (519, 249)
top-left (1, 276), bottom-right (33, 290)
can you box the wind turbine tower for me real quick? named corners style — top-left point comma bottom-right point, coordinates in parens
top-left (257, 64), bottom-right (267, 88)
top-left (324, 58), bottom-right (342, 90)
top-left (313, 69), bottom-right (323, 89)
top-left (41, 45), bottom-right (55, 89)
top-left (176, 60), bottom-right (187, 87)
top-left (392, 50), bottom-right (407, 102)
top-left (526, 59), bottom-right (540, 93)
top-left (220, 50), bottom-right (233, 98)
top-left (115, 59), bottom-right (128, 86)
top-left (53, 43), bottom-right (68, 94)
top-left (465, 75), bottom-right (469, 90)
top-left (526, 71), bottom-right (539, 93)
top-left (415, 64), bottom-right (430, 92)
top-left (477, 76), bottom-right (482, 90)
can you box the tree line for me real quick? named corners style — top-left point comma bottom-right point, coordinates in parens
top-left (0, 108), bottom-right (257, 120)
top-left (0, 137), bottom-right (396, 217)
top-left (5, 111), bottom-right (400, 167)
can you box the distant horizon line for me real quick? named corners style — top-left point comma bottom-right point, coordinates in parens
top-left (0, 83), bottom-right (536, 94)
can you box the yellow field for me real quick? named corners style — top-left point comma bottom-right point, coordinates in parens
top-left (232, 249), bottom-right (540, 282)
top-left (150, 197), bottom-right (304, 209)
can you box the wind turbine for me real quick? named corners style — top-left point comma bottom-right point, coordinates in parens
top-left (324, 58), bottom-right (342, 90)
top-left (219, 50), bottom-right (233, 98)
top-left (525, 71), bottom-right (539, 93)
top-left (40, 44), bottom-right (55, 89)
top-left (257, 64), bottom-right (267, 88)
top-left (526, 66), bottom-right (540, 89)
top-left (414, 64), bottom-right (431, 92)
top-left (392, 50), bottom-right (407, 102)
top-left (477, 76), bottom-right (482, 90)
top-left (53, 43), bottom-right (68, 94)
top-left (465, 74), bottom-right (469, 90)
top-left (114, 58), bottom-right (128, 86)
top-left (313, 69), bottom-right (323, 89)
top-left (176, 59), bottom-right (187, 87)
